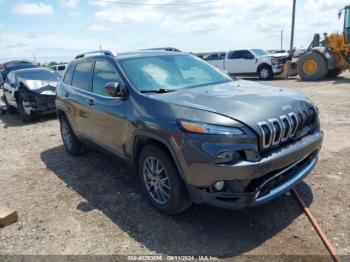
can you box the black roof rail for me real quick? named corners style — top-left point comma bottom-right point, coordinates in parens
top-left (143, 47), bottom-right (182, 52)
top-left (75, 50), bottom-right (115, 59)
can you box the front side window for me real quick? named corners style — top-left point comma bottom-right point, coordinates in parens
top-left (92, 61), bottom-right (120, 96)
top-left (72, 62), bottom-right (93, 91)
top-left (119, 54), bottom-right (231, 92)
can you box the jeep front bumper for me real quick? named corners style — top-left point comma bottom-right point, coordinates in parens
top-left (175, 130), bottom-right (323, 209)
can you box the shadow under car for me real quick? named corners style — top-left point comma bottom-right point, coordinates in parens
top-left (40, 145), bottom-right (314, 257)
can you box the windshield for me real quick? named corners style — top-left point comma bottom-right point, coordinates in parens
top-left (18, 70), bottom-right (60, 82)
top-left (250, 49), bottom-right (269, 57)
top-left (345, 7), bottom-right (350, 28)
top-left (119, 54), bottom-right (232, 92)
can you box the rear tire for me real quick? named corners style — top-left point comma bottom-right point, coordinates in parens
top-left (59, 115), bottom-right (85, 156)
top-left (138, 145), bottom-right (191, 215)
top-left (258, 65), bottom-right (273, 80)
top-left (326, 68), bottom-right (343, 78)
top-left (298, 51), bottom-right (328, 81)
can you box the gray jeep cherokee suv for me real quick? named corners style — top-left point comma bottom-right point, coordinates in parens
top-left (56, 50), bottom-right (323, 215)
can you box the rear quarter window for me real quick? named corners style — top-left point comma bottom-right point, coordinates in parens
top-left (71, 62), bottom-right (93, 91)
top-left (63, 63), bottom-right (75, 85)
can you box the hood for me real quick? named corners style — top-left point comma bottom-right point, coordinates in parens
top-left (21, 79), bottom-right (58, 95)
top-left (150, 80), bottom-right (314, 132)
top-left (261, 52), bottom-right (289, 58)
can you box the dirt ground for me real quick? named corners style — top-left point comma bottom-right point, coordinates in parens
top-left (0, 73), bottom-right (349, 259)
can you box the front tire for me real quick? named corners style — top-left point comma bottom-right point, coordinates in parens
top-left (59, 115), bottom-right (85, 156)
top-left (258, 65), bottom-right (273, 80)
top-left (297, 51), bottom-right (328, 81)
top-left (138, 145), bottom-right (191, 215)
top-left (2, 95), bottom-right (16, 114)
top-left (17, 93), bottom-right (31, 122)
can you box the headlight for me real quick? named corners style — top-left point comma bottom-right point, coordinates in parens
top-left (180, 120), bottom-right (244, 135)
top-left (271, 58), bottom-right (279, 65)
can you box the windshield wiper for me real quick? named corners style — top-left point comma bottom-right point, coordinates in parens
top-left (140, 88), bottom-right (179, 94)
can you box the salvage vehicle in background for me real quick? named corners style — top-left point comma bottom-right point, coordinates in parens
top-left (206, 49), bottom-right (289, 80)
top-left (203, 52), bottom-right (226, 68)
top-left (56, 49), bottom-right (323, 215)
top-left (3, 68), bottom-right (60, 122)
top-left (297, 5), bottom-right (350, 81)
top-left (144, 47), bottom-right (182, 52)
top-left (0, 60), bottom-right (39, 88)
top-left (50, 64), bottom-right (67, 77)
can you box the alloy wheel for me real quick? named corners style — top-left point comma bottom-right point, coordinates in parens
top-left (143, 156), bottom-right (171, 205)
top-left (260, 68), bottom-right (269, 79)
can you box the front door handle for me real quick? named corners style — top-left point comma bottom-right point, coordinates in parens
top-left (87, 99), bottom-right (95, 106)
top-left (64, 92), bottom-right (70, 98)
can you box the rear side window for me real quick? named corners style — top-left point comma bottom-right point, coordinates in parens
top-left (63, 63), bottom-right (75, 85)
top-left (72, 62), bottom-right (93, 91)
top-left (58, 65), bottom-right (66, 71)
top-left (92, 61), bottom-right (120, 96)
top-left (229, 50), bottom-right (254, 59)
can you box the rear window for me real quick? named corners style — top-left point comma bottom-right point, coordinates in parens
top-left (71, 62), bottom-right (93, 91)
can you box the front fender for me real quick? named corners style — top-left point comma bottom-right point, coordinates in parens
top-left (129, 129), bottom-right (187, 180)
top-left (311, 46), bottom-right (337, 69)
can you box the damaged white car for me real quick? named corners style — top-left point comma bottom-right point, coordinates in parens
top-left (2, 68), bottom-right (60, 122)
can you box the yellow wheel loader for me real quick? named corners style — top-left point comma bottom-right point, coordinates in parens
top-left (298, 5), bottom-right (350, 81)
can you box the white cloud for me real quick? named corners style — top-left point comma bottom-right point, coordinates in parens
top-left (2, 0), bottom-right (348, 62)
top-left (12, 2), bottom-right (53, 16)
top-left (89, 0), bottom-right (346, 50)
top-left (91, 0), bottom-right (292, 34)
top-left (88, 24), bottom-right (110, 32)
top-left (60, 0), bottom-right (80, 8)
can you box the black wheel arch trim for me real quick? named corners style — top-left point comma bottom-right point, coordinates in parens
top-left (131, 130), bottom-right (187, 181)
top-left (56, 108), bottom-right (78, 138)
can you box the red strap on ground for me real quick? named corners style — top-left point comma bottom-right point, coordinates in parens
top-left (292, 188), bottom-right (341, 262)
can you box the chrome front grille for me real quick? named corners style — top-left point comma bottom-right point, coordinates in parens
top-left (258, 109), bottom-right (316, 150)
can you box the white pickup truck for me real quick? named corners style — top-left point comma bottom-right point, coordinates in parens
top-left (205, 49), bottom-right (289, 80)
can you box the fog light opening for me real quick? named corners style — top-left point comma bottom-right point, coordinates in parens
top-left (214, 181), bottom-right (225, 191)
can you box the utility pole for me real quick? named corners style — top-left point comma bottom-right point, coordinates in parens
top-left (290, 0), bottom-right (296, 57)
top-left (281, 30), bottom-right (283, 51)
top-left (32, 52), bottom-right (37, 63)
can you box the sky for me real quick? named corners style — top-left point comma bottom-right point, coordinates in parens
top-left (0, 0), bottom-right (347, 63)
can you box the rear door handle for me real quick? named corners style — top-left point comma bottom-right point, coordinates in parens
top-left (87, 99), bottom-right (95, 106)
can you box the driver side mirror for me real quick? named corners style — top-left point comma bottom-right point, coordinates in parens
top-left (104, 82), bottom-right (126, 98)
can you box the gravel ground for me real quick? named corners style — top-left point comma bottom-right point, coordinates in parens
top-left (0, 73), bottom-right (349, 259)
